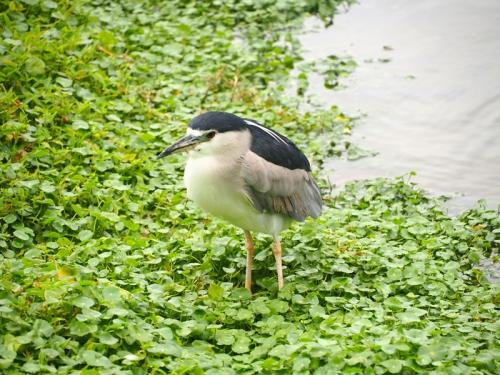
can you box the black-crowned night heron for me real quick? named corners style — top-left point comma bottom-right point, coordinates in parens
top-left (158, 111), bottom-right (322, 292)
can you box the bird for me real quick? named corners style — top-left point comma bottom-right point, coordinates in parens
top-left (157, 111), bottom-right (322, 293)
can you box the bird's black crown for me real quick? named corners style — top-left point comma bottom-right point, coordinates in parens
top-left (189, 111), bottom-right (311, 171)
top-left (189, 111), bottom-right (247, 133)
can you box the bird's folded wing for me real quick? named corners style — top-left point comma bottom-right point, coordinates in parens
top-left (241, 151), bottom-right (322, 221)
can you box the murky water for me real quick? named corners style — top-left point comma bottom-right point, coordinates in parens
top-left (299, 0), bottom-right (500, 214)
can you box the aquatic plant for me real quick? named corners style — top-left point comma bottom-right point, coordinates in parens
top-left (0, 0), bottom-right (498, 373)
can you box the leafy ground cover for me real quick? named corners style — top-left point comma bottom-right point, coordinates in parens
top-left (1, 0), bottom-right (499, 374)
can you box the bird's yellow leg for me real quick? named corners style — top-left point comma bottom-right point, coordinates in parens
top-left (272, 237), bottom-right (284, 290)
top-left (244, 230), bottom-right (254, 293)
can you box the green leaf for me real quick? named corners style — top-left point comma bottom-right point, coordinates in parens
top-left (24, 56), bottom-right (45, 75)
top-left (381, 359), bottom-right (403, 373)
top-left (268, 299), bottom-right (288, 314)
top-left (207, 284), bottom-right (224, 301)
top-left (55, 77), bottom-right (73, 87)
top-left (106, 114), bottom-right (122, 122)
top-left (396, 308), bottom-right (427, 324)
top-left (215, 330), bottom-right (235, 346)
top-left (20, 0), bottom-right (38, 5)
top-left (309, 304), bottom-right (326, 318)
top-left (20, 180), bottom-right (39, 189)
top-left (101, 286), bottom-right (122, 304)
top-left (112, 101), bottom-right (133, 113)
top-left (416, 342), bottom-right (448, 365)
top-left (32, 319), bottom-right (54, 337)
top-left (104, 179), bottom-right (130, 191)
top-left (14, 226), bottom-right (34, 241)
top-left (21, 361), bottom-right (40, 373)
top-left (3, 214), bottom-right (17, 224)
top-left (99, 332), bottom-right (119, 345)
top-left (40, 181), bottom-right (56, 193)
top-left (81, 350), bottom-right (113, 367)
top-left (13, 229), bottom-right (30, 241)
top-left (100, 212), bottom-right (120, 221)
top-left (77, 230), bottom-right (93, 242)
top-left (69, 321), bottom-right (97, 336)
top-left (73, 119), bottom-right (89, 130)
top-left (293, 356), bottom-right (311, 372)
top-left (230, 288), bottom-right (251, 300)
top-left (232, 335), bottom-right (251, 353)
top-left (250, 299), bottom-right (271, 315)
top-left (235, 308), bottom-right (253, 321)
top-left (72, 296), bottom-right (95, 309)
top-left (0, 343), bottom-right (17, 368)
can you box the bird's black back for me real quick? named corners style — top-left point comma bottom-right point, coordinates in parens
top-left (244, 118), bottom-right (311, 171)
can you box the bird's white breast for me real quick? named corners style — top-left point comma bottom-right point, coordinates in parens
top-left (183, 131), bottom-right (290, 236)
top-left (185, 155), bottom-right (245, 218)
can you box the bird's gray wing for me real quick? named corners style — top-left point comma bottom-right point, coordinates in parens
top-left (241, 151), bottom-right (322, 221)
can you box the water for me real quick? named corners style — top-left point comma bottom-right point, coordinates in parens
top-left (299, 0), bottom-right (500, 215)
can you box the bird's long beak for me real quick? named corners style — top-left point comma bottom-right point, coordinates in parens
top-left (157, 134), bottom-right (203, 159)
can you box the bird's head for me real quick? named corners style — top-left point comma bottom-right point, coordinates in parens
top-left (157, 112), bottom-right (250, 159)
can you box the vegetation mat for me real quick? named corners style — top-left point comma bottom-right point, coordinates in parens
top-left (1, 0), bottom-right (498, 373)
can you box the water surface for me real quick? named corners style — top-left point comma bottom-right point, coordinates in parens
top-left (300, 0), bottom-right (500, 214)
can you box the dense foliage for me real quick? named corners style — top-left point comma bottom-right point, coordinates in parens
top-left (1, 0), bottom-right (498, 374)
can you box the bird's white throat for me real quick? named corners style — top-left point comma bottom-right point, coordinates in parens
top-left (187, 128), bottom-right (251, 159)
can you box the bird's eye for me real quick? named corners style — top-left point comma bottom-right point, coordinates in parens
top-left (206, 131), bottom-right (216, 139)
